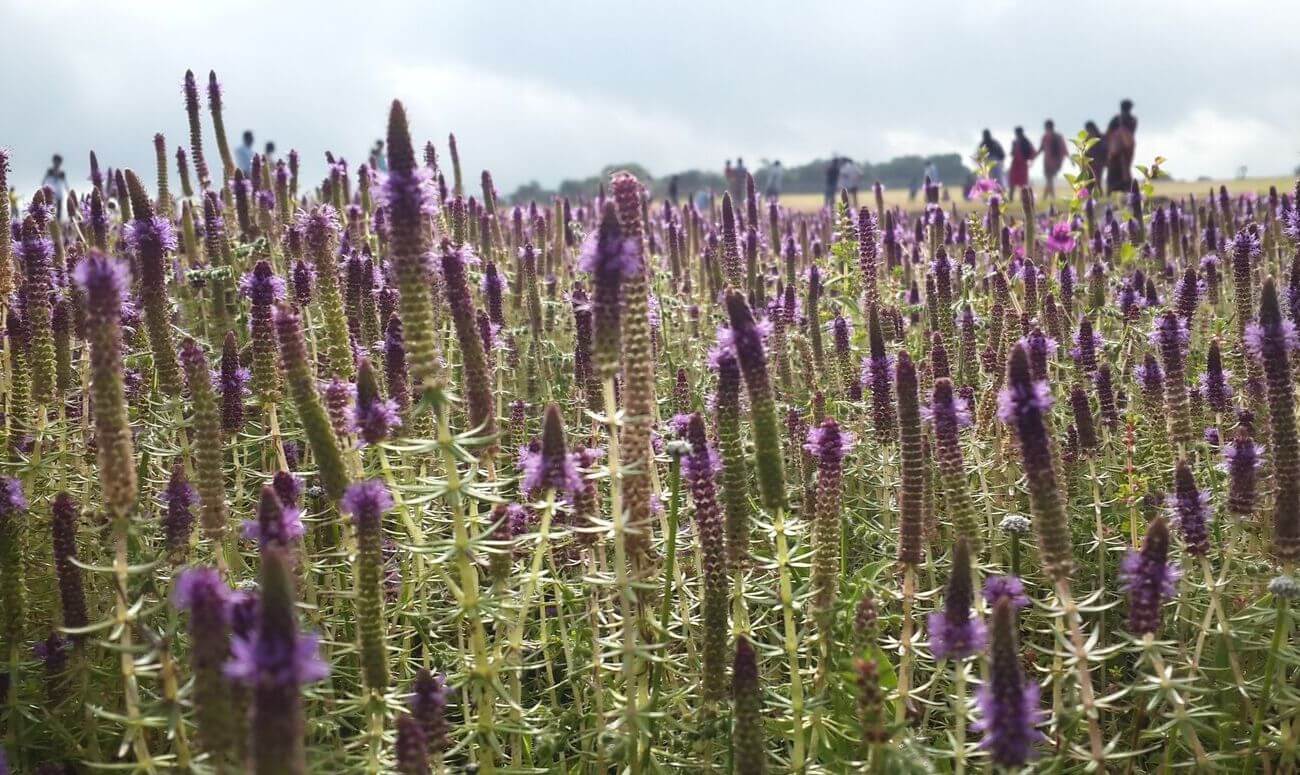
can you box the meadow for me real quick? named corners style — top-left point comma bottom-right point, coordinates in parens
top-left (778, 176), bottom-right (1297, 215)
top-left (0, 70), bottom-right (1298, 774)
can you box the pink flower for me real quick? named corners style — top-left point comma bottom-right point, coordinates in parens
top-left (1045, 221), bottom-right (1076, 254)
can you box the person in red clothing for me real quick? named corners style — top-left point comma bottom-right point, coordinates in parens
top-left (1038, 119), bottom-right (1067, 200)
top-left (1008, 126), bottom-right (1036, 196)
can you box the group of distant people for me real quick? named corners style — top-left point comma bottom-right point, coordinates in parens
top-left (236, 130), bottom-right (277, 174)
top-left (976, 99), bottom-right (1138, 200)
top-left (822, 156), bottom-right (867, 207)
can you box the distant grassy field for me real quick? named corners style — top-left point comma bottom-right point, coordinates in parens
top-left (776, 176), bottom-right (1294, 214)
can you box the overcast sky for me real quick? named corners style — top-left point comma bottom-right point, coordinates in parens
top-left (3, 0), bottom-right (1299, 196)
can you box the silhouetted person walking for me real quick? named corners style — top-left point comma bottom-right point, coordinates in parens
top-left (42, 154), bottom-right (68, 219)
top-left (1008, 126), bottom-right (1036, 197)
top-left (1084, 121), bottom-right (1108, 190)
top-left (979, 129), bottom-right (1006, 186)
top-left (236, 130), bottom-right (255, 175)
top-left (1106, 99), bottom-right (1137, 194)
top-left (1038, 120), bottom-right (1067, 199)
top-left (824, 155), bottom-right (841, 207)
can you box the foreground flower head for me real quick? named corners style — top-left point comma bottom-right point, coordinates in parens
top-left (1120, 517), bottom-right (1181, 636)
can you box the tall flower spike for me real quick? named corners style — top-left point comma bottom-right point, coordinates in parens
top-left (679, 413), bottom-right (730, 702)
top-left (611, 172), bottom-right (659, 575)
top-left (1093, 363), bottom-right (1119, 430)
top-left (720, 192), bottom-right (743, 287)
top-left (931, 378), bottom-right (981, 552)
top-left (275, 304), bottom-right (349, 501)
top-left (298, 206), bottom-right (354, 379)
top-left (1070, 385), bottom-right (1098, 453)
top-left (1223, 423), bottom-right (1262, 517)
top-left (181, 338), bottom-right (229, 540)
top-left (227, 546), bottom-right (328, 775)
top-left (207, 70), bottom-right (235, 181)
top-left (175, 145), bottom-right (193, 198)
top-left (220, 330), bottom-right (246, 434)
top-left (519, 404), bottom-right (583, 496)
top-left (353, 357), bottom-right (401, 447)
top-left (125, 170), bottom-right (183, 396)
top-left (1255, 278), bottom-right (1300, 561)
top-left (173, 567), bottom-right (237, 766)
top-left (242, 485), bottom-right (305, 550)
top-left (0, 479), bottom-right (27, 652)
top-left (341, 480), bottom-right (393, 691)
top-left (1120, 516), bottom-right (1180, 636)
top-left (51, 493), bottom-right (88, 635)
top-left (161, 463), bottom-right (196, 563)
top-left (410, 668), bottom-right (450, 755)
top-left (384, 316), bottom-right (410, 414)
top-left (0, 150), bottom-right (11, 300)
top-left (807, 417), bottom-right (855, 616)
top-left (183, 70), bottom-right (211, 190)
top-left (856, 658), bottom-right (891, 748)
top-left (1231, 227), bottom-right (1259, 348)
top-left (731, 636), bottom-right (766, 775)
top-left (864, 305), bottom-right (896, 444)
top-left (384, 101), bottom-right (442, 397)
top-left (999, 345), bottom-right (1072, 581)
top-left (726, 289), bottom-right (786, 510)
top-left (1168, 459), bottom-right (1212, 556)
top-left (929, 538), bottom-right (986, 660)
top-left (975, 597), bottom-right (1044, 767)
top-left (896, 351), bottom-right (926, 564)
top-left (714, 347), bottom-right (752, 568)
top-left (395, 714), bottom-right (430, 775)
top-left (1152, 311), bottom-right (1193, 448)
top-left (581, 201), bottom-right (635, 378)
top-left (244, 260), bottom-right (284, 405)
top-left (201, 191), bottom-right (234, 335)
top-left (1200, 338), bottom-right (1233, 415)
top-left (440, 241), bottom-right (496, 443)
top-left (74, 252), bottom-right (137, 519)
top-left (18, 215), bottom-right (57, 404)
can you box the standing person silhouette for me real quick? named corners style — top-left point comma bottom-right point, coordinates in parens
top-left (1105, 99), bottom-right (1137, 194)
top-left (731, 157), bottom-right (747, 204)
top-left (1083, 120), bottom-right (1108, 191)
top-left (764, 160), bottom-right (784, 199)
top-left (978, 129), bottom-right (1006, 187)
top-left (839, 158), bottom-right (863, 207)
top-left (42, 155), bottom-right (69, 219)
top-left (235, 130), bottom-right (255, 175)
top-left (1008, 126), bottom-right (1036, 198)
top-left (824, 155), bottom-right (841, 207)
top-left (1038, 120), bottom-right (1067, 200)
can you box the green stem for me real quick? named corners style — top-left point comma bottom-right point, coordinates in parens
top-left (1245, 595), bottom-right (1288, 773)
top-left (437, 403), bottom-right (496, 774)
top-left (603, 377), bottom-right (640, 772)
top-left (773, 503), bottom-right (807, 770)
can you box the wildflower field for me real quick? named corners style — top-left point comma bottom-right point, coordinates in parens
top-left (2, 71), bottom-right (1299, 774)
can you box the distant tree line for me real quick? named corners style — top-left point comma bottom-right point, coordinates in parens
top-left (506, 153), bottom-right (972, 204)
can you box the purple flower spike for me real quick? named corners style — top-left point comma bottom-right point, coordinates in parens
top-left (240, 261), bottom-right (287, 305)
top-left (983, 575), bottom-right (1030, 610)
top-left (0, 478), bottom-right (28, 519)
top-left (1167, 460), bottom-right (1212, 556)
top-left (975, 598), bottom-right (1045, 767)
top-left (352, 357), bottom-right (401, 447)
top-left (1120, 516), bottom-right (1181, 636)
top-left (242, 485), bottom-right (305, 548)
top-left (928, 538), bottom-right (985, 660)
top-left (340, 480), bottom-right (395, 531)
top-left (517, 404), bottom-right (584, 497)
top-left (803, 418), bottom-right (857, 461)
